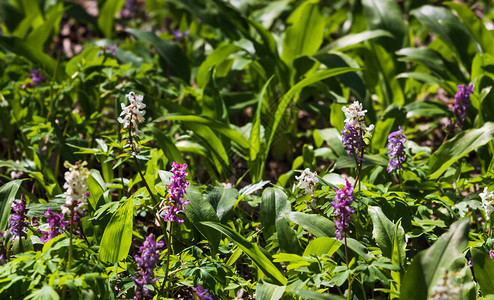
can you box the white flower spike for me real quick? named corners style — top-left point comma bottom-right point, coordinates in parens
top-left (480, 187), bottom-right (494, 220)
top-left (295, 168), bottom-right (319, 195)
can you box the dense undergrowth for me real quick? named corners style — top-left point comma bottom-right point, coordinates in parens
top-left (2, 0), bottom-right (494, 299)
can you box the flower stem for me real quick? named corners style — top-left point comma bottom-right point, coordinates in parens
top-left (68, 220), bottom-right (73, 270)
top-left (163, 222), bottom-right (174, 297)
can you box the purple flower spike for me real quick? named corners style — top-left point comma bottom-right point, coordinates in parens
top-left (40, 208), bottom-right (68, 243)
top-left (8, 194), bottom-right (29, 241)
top-left (160, 162), bottom-right (190, 224)
top-left (341, 124), bottom-right (366, 163)
top-left (30, 68), bottom-right (46, 86)
top-left (447, 84), bottom-right (473, 131)
top-left (331, 179), bottom-right (355, 240)
top-left (490, 249), bottom-right (494, 260)
top-left (193, 284), bottom-right (213, 300)
top-left (133, 235), bottom-right (164, 300)
top-left (386, 126), bottom-right (407, 173)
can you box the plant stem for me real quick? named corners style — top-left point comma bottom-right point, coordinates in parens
top-left (164, 222), bottom-right (174, 296)
top-left (68, 220), bottom-right (73, 270)
top-left (344, 232), bottom-right (351, 300)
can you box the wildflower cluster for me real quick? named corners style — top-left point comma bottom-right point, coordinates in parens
top-left (480, 187), bottom-right (494, 220)
top-left (295, 168), bottom-right (319, 195)
top-left (341, 101), bottom-right (374, 163)
top-left (61, 161), bottom-right (90, 219)
top-left (39, 208), bottom-right (68, 243)
top-left (331, 179), bottom-right (355, 240)
top-left (193, 284), bottom-right (213, 300)
top-left (447, 84), bottom-right (473, 131)
top-left (8, 194), bottom-right (29, 241)
top-left (160, 162), bottom-right (190, 224)
top-left (386, 126), bottom-right (407, 173)
top-left (118, 92), bottom-right (146, 154)
top-left (133, 235), bottom-right (164, 299)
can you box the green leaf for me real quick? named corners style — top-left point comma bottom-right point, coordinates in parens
top-left (202, 221), bottom-right (287, 285)
top-left (24, 284), bottom-right (60, 300)
top-left (99, 198), bottom-right (134, 263)
top-left (26, 2), bottom-right (63, 50)
top-left (201, 67), bottom-right (228, 123)
top-left (362, 0), bottom-right (406, 50)
top-left (281, 0), bottom-right (325, 64)
top-left (155, 114), bottom-right (249, 150)
top-left (428, 122), bottom-right (494, 179)
top-left (0, 180), bottom-right (24, 232)
top-left (184, 187), bottom-right (220, 254)
top-left (127, 28), bottom-right (190, 82)
top-left (471, 247), bottom-right (494, 295)
top-left (215, 188), bottom-right (239, 223)
top-left (266, 68), bottom-right (358, 164)
top-left (369, 206), bottom-right (405, 264)
top-left (286, 212), bottom-right (336, 238)
top-left (289, 289), bottom-right (345, 300)
top-left (405, 100), bottom-right (449, 118)
top-left (412, 5), bottom-right (478, 69)
top-left (261, 188), bottom-right (302, 255)
top-left (196, 44), bottom-right (242, 88)
top-left (320, 30), bottom-right (393, 52)
top-left (98, 0), bottom-right (125, 38)
top-left (151, 127), bottom-right (186, 165)
top-left (400, 218), bottom-right (470, 300)
top-left (445, 2), bottom-right (494, 55)
top-left (303, 237), bottom-right (342, 257)
top-left (256, 281), bottom-right (285, 300)
top-left (86, 170), bottom-right (107, 211)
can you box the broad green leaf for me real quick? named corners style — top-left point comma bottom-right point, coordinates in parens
top-left (202, 221), bottom-right (287, 285)
top-left (24, 284), bottom-right (60, 300)
top-left (127, 29), bottom-right (190, 82)
top-left (261, 188), bottom-right (302, 255)
top-left (362, 0), bottom-right (406, 51)
top-left (405, 100), bottom-right (449, 118)
top-left (471, 247), bottom-right (494, 295)
top-left (250, 76), bottom-right (274, 181)
top-left (281, 0), bottom-right (324, 64)
top-left (445, 2), bottom-right (494, 55)
top-left (86, 170), bottom-right (107, 211)
top-left (26, 3), bottom-right (63, 50)
top-left (428, 122), bottom-right (494, 179)
top-left (97, 0), bottom-right (124, 38)
top-left (266, 68), bottom-right (358, 164)
top-left (215, 188), bottom-right (239, 223)
top-left (412, 5), bottom-right (478, 69)
top-left (0, 180), bottom-right (24, 232)
top-left (303, 237), bottom-right (342, 257)
top-left (290, 289), bottom-right (345, 300)
top-left (286, 212), bottom-right (336, 238)
top-left (99, 198), bottom-right (134, 263)
top-left (196, 44), bottom-right (242, 88)
top-left (400, 218), bottom-right (470, 300)
top-left (396, 47), bottom-right (453, 79)
top-left (320, 30), bottom-right (393, 52)
top-left (184, 187), bottom-right (220, 254)
top-left (151, 127), bottom-right (186, 165)
top-left (201, 67), bottom-right (228, 123)
top-left (256, 281), bottom-right (285, 300)
top-left (369, 206), bottom-right (406, 269)
top-left (155, 114), bottom-right (249, 151)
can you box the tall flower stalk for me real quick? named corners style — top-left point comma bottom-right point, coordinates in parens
top-left (446, 84), bottom-right (473, 133)
top-left (341, 101), bottom-right (374, 185)
top-left (8, 194), bottom-right (29, 252)
top-left (133, 235), bottom-right (163, 299)
top-left (62, 161), bottom-right (89, 270)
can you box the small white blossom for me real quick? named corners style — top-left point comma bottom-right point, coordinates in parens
top-left (118, 91), bottom-right (146, 135)
top-left (480, 187), bottom-right (494, 220)
top-left (429, 271), bottom-right (459, 300)
top-left (62, 161), bottom-right (90, 216)
top-left (295, 168), bottom-right (319, 195)
top-left (341, 101), bottom-right (374, 135)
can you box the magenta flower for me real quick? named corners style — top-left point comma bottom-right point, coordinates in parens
top-left (490, 249), bottom-right (494, 260)
top-left (133, 235), bottom-right (164, 299)
top-left (341, 124), bottom-right (367, 163)
top-left (39, 208), bottom-right (68, 243)
top-left (386, 126), bottom-right (407, 173)
top-left (193, 284), bottom-right (213, 300)
top-left (160, 162), bottom-right (190, 224)
top-left (8, 194), bottom-right (29, 241)
top-left (331, 179), bottom-right (355, 240)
